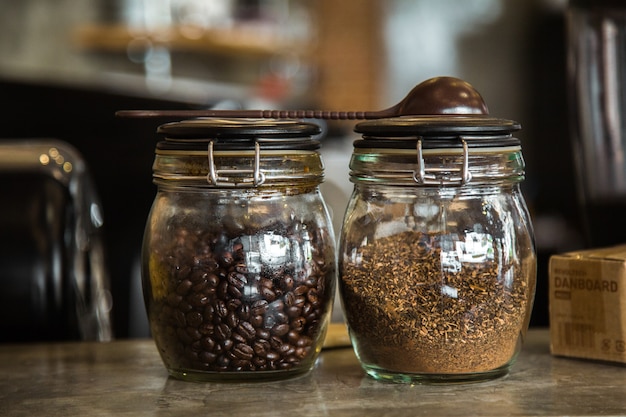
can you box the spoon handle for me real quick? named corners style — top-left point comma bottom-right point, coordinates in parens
top-left (115, 109), bottom-right (377, 120)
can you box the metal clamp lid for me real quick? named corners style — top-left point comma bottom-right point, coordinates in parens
top-left (156, 118), bottom-right (321, 151)
top-left (353, 115), bottom-right (521, 149)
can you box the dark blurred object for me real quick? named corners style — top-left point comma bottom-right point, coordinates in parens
top-left (567, 0), bottom-right (626, 248)
top-left (0, 76), bottom-right (200, 338)
top-left (0, 140), bottom-right (112, 342)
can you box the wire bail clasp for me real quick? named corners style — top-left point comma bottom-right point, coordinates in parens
top-left (413, 137), bottom-right (472, 185)
top-left (207, 141), bottom-right (266, 187)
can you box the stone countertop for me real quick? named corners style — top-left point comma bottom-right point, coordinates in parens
top-left (0, 329), bottom-right (624, 416)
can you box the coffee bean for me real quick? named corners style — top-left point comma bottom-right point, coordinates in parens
top-left (200, 351), bottom-right (217, 364)
top-left (176, 279), bottom-right (193, 295)
top-left (189, 293), bottom-right (209, 308)
top-left (207, 273), bottom-right (219, 288)
top-left (286, 306), bottom-right (302, 318)
top-left (272, 323), bottom-right (290, 337)
top-left (214, 323), bottom-right (231, 341)
top-left (226, 311), bottom-right (239, 328)
top-left (281, 275), bottom-right (294, 291)
top-left (186, 311), bottom-right (203, 328)
top-left (236, 321), bottom-right (256, 340)
top-left (221, 338), bottom-right (234, 352)
top-left (233, 343), bottom-right (254, 361)
top-left (251, 300), bottom-right (269, 316)
top-left (201, 336), bottom-right (216, 351)
top-left (294, 285), bottom-right (308, 297)
top-left (253, 339), bottom-right (271, 357)
top-left (236, 304), bottom-right (250, 320)
top-left (290, 316), bottom-right (306, 332)
top-left (260, 286), bottom-right (276, 302)
top-left (145, 219), bottom-right (335, 375)
top-left (250, 315), bottom-right (264, 328)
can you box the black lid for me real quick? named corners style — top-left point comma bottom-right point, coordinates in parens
top-left (156, 118), bottom-right (322, 151)
top-left (353, 115), bottom-right (521, 149)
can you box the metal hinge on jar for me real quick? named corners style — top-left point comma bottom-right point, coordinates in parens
top-left (412, 137), bottom-right (472, 185)
top-left (207, 141), bottom-right (266, 187)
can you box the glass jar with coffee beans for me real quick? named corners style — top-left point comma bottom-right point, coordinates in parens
top-left (339, 114), bottom-right (536, 384)
top-left (142, 118), bottom-right (336, 382)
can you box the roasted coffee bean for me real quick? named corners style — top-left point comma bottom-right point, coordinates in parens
top-left (296, 336), bottom-right (313, 347)
top-left (186, 311), bottom-right (203, 328)
top-left (178, 301), bottom-right (193, 313)
top-left (269, 336), bottom-right (284, 351)
top-left (207, 273), bottom-right (219, 288)
top-left (233, 343), bottom-right (254, 361)
top-left (236, 321), bottom-right (256, 340)
top-left (251, 300), bottom-right (269, 316)
top-left (227, 298), bottom-right (242, 312)
top-left (278, 343), bottom-right (295, 357)
top-left (166, 293), bottom-right (182, 308)
top-left (189, 293), bottom-right (209, 308)
top-left (226, 311), bottom-right (239, 328)
top-left (260, 286), bottom-right (276, 302)
top-left (228, 284), bottom-right (243, 299)
top-left (265, 351), bottom-right (281, 362)
top-left (274, 311), bottom-right (288, 324)
top-left (192, 279), bottom-right (208, 293)
top-left (231, 332), bottom-right (246, 344)
top-left (190, 270), bottom-right (207, 283)
top-left (217, 281), bottom-right (229, 299)
top-left (301, 303), bottom-right (313, 318)
top-left (199, 322), bottom-right (214, 336)
top-left (253, 339), bottom-right (271, 357)
top-left (307, 288), bottom-right (320, 307)
top-left (201, 336), bottom-right (216, 351)
top-left (295, 346), bottom-right (310, 360)
top-left (214, 323), bottom-right (231, 341)
top-left (176, 279), bottom-right (193, 295)
top-left (286, 306), bottom-right (302, 318)
top-left (281, 275), bottom-right (294, 291)
top-left (236, 304), bottom-right (250, 320)
top-left (216, 354), bottom-right (230, 368)
top-left (293, 285), bottom-right (308, 297)
top-left (271, 323), bottom-right (290, 337)
top-left (290, 316), bottom-right (306, 332)
top-left (228, 272), bottom-right (246, 289)
top-left (221, 338), bottom-right (234, 352)
top-left (173, 310), bottom-right (186, 328)
top-left (186, 327), bottom-right (202, 341)
top-left (146, 220), bottom-right (334, 374)
top-left (287, 330), bottom-right (300, 345)
top-left (219, 251), bottom-right (234, 268)
top-left (200, 351), bottom-right (217, 364)
top-left (250, 314), bottom-right (264, 328)
top-left (215, 300), bottom-right (228, 320)
top-left (176, 327), bottom-right (193, 345)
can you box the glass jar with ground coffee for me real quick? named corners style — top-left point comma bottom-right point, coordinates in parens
top-left (142, 118), bottom-right (336, 382)
top-left (339, 115), bottom-right (536, 384)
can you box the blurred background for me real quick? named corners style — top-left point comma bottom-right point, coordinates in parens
top-left (0, 0), bottom-right (586, 338)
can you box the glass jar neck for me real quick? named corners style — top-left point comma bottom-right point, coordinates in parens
top-left (152, 147), bottom-right (325, 189)
top-left (349, 145), bottom-right (526, 187)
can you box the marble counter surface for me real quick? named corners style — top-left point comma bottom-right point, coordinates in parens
top-left (0, 329), bottom-right (624, 416)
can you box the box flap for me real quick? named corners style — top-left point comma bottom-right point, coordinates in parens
top-left (558, 244), bottom-right (626, 262)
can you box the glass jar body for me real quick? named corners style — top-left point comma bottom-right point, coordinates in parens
top-left (339, 161), bottom-right (536, 383)
top-left (142, 184), bottom-right (336, 382)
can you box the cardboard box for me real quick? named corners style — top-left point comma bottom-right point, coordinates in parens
top-left (549, 245), bottom-right (626, 364)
